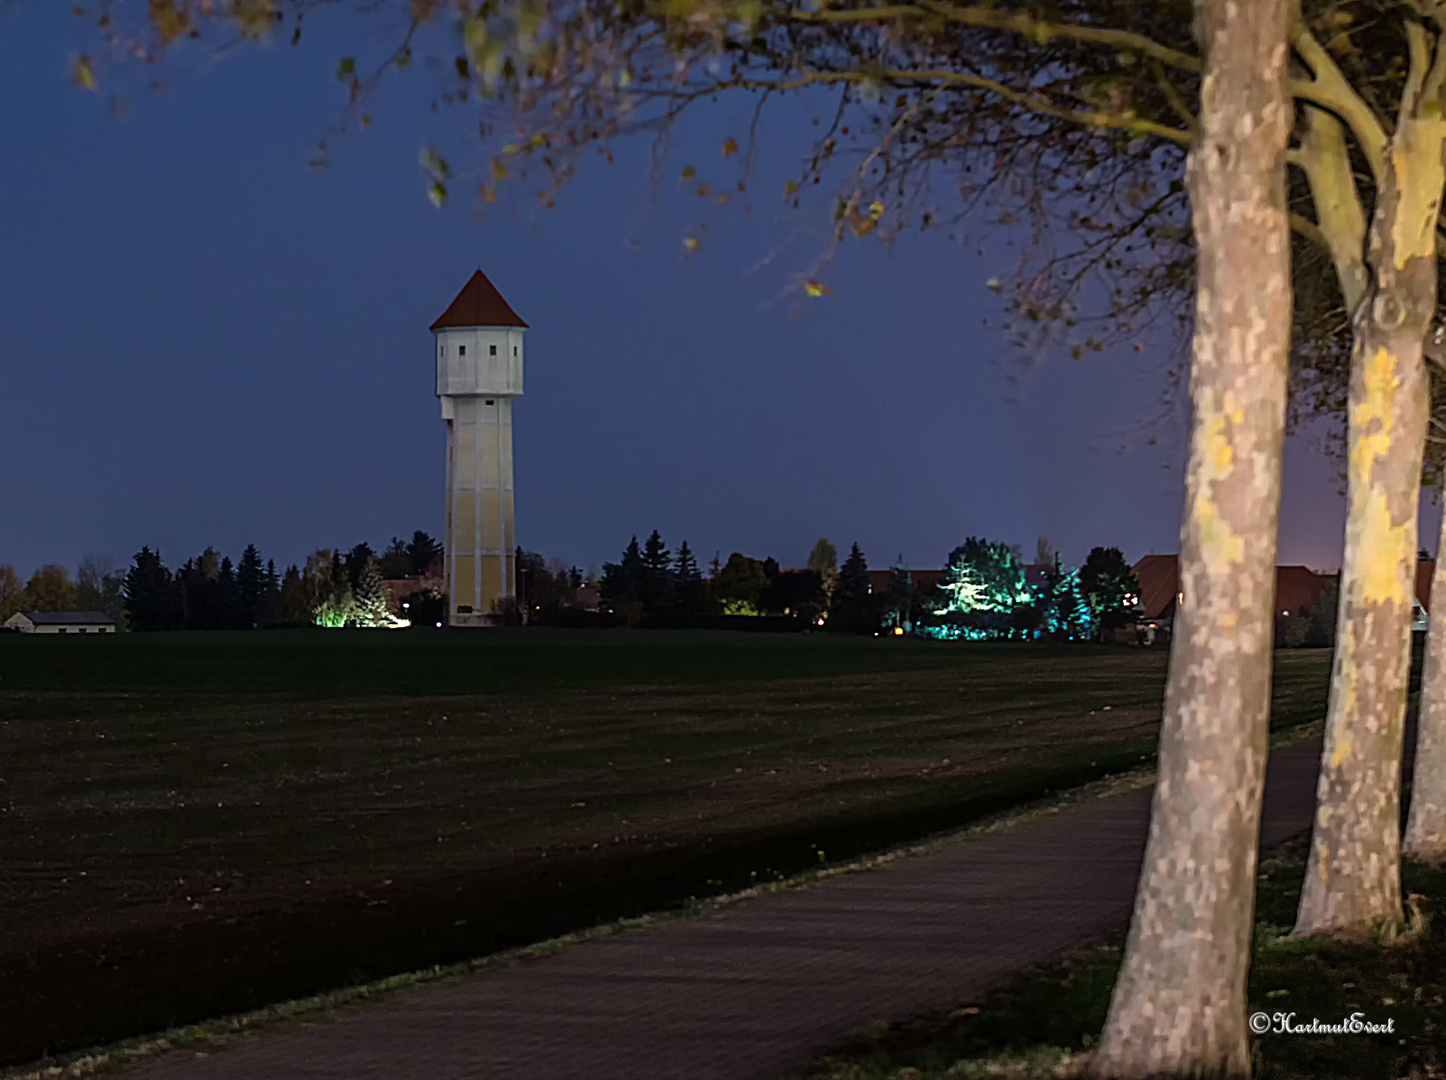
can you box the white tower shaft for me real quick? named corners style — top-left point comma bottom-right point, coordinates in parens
top-left (432, 272), bottom-right (528, 627)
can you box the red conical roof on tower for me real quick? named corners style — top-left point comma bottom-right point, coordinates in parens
top-left (430, 269), bottom-right (529, 330)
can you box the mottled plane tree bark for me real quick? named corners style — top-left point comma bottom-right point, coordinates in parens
top-left (1407, 532), bottom-right (1446, 863)
top-left (1088, 1), bottom-right (1294, 1072)
top-left (1291, 17), bottom-right (1443, 937)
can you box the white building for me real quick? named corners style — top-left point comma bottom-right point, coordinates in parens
top-left (433, 270), bottom-right (528, 627)
top-left (5, 611), bottom-right (117, 634)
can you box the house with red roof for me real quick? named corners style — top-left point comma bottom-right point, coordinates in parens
top-left (1130, 553), bottom-right (1442, 643)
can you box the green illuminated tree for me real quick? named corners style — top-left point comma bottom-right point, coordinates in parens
top-left (315, 550), bottom-right (357, 627)
top-left (709, 552), bottom-right (770, 615)
top-left (1041, 565), bottom-right (1093, 640)
top-left (353, 553), bottom-right (391, 626)
top-left (945, 538), bottom-right (1030, 614)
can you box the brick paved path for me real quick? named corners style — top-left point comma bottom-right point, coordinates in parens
top-left (125, 739), bottom-right (1327, 1080)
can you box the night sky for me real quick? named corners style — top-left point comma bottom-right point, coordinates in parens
top-left (1, 5), bottom-right (1431, 580)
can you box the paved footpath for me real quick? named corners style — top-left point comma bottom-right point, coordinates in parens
top-left (126, 739), bottom-right (1327, 1080)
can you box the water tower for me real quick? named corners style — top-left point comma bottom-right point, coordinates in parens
top-left (432, 270), bottom-right (528, 627)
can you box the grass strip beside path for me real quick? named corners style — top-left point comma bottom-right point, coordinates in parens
top-left (793, 842), bottom-right (1446, 1080)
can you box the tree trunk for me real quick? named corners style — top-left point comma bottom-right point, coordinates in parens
top-left (1294, 114), bottom-right (1440, 939)
top-left (1405, 503), bottom-right (1446, 864)
top-left (1088, 2), bottom-right (1292, 1077)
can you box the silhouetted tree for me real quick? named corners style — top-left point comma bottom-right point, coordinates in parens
top-left (828, 544), bottom-right (875, 634)
top-left (179, 548), bottom-right (224, 630)
top-left (123, 547), bottom-right (182, 632)
top-left (344, 543), bottom-right (376, 591)
top-left (406, 531), bottom-right (442, 576)
top-left (216, 556), bottom-right (243, 629)
top-left (641, 530), bottom-right (674, 616)
top-left (237, 544), bottom-right (267, 629)
top-left (1079, 546), bottom-right (1141, 641)
top-left (275, 565), bottom-right (312, 627)
top-left (763, 569), bottom-right (825, 620)
top-left (672, 541), bottom-right (707, 624)
top-left (380, 536), bottom-right (412, 579)
top-left (601, 537), bottom-right (647, 622)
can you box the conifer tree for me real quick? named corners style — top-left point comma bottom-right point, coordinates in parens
top-left (123, 547), bottom-right (181, 632)
top-left (344, 542), bottom-right (376, 591)
top-left (672, 540), bottom-right (706, 624)
top-left (179, 548), bottom-right (224, 630)
top-left (379, 537), bottom-right (412, 579)
top-left (601, 536), bottom-right (646, 612)
top-left (237, 544), bottom-right (266, 629)
top-left (829, 543), bottom-right (873, 633)
top-left (353, 554), bottom-right (391, 627)
top-left (406, 530), bottom-right (442, 576)
top-left (641, 529), bottom-right (674, 617)
top-left (217, 556), bottom-right (243, 630)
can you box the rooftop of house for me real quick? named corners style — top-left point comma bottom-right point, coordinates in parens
top-left (19, 611), bottom-right (116, 625)
top-left (1132, 554), bottom-right (1346, 620)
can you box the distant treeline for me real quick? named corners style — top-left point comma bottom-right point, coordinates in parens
top-left (122, 532), bottom-right (446, 631)
top-left (0, 533), bottom-right (448, 632)
top-left (578, 533), bottom-right (1144, 641)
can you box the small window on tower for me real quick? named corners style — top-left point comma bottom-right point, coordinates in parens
top-left (486, 399), bottom-right (495, 406)
top-left (513, 346), bottom-right (518, 356)
top-left (490, 344), bottom-right (498, 356)
top-left (459, 345), bottom-right (466, 357)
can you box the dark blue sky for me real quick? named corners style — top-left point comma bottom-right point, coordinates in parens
top-left (0, 5), bottom-right (1423, 579)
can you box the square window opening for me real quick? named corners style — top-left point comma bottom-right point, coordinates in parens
top-left (486, 399), bottom-right (495, 406)
top-left (489, 344), bottom-right (498, 356)
top-left (459, 345), bottom-right (466, 356)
